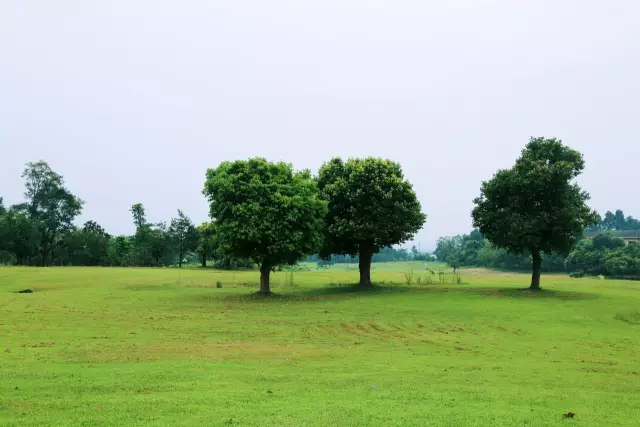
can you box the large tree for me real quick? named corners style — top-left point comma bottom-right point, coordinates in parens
top-left (472, 137), bottom-right (598, 290)
top-left (317, 157), bottom-right (426, 287)
top-left (168, 210), bottom-right (197, 268)
top-left (19, 161), bottom-right (84, 266)
top-left (203, 158), bottom-right (327, 294)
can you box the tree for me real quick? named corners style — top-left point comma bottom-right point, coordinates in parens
top-left (615, 209), bottom-right (625, 231)
top-left (434, 235), bottom-right (462, 262)
top-left (196, 222), bottom-right (216, 267)
top-left (602, 211), bottom-right (616, 230)
top-left (472, 137), bottom-right (598, 290)
top-left (20, 161), bottom-right (84, 266)
top-left (107, 236), bottom-right (132, 266)
top-left (130, 203), bottom-right (147, 230)
top-left (0, 197), bottom-right (5, 215)
top-left (78, 221), bottom-right (111, 265)
top-left (317, 157), bottom-right (426, 287)
top-left (411, 245), bottom-right (419, 258)
top-left (168, 210), bottom-right (197, 268)
top-left (129, 203), bottom-right (171, 267)
top-left (148, 222), bottom-right (171, 266)
top-left (624, 216), bottom-right (640, 230)
top-left (0, 209), bottom-right (39, 265)
top-left (203, 158), bottom-right (327, 294)
top-left (448, 251), bottom-right (463, 273)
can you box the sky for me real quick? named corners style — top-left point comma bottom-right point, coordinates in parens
top-left (1, 1), bottom-right (639, 251)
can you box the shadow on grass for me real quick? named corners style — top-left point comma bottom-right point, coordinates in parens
top-left (198, 282), bottom-right (597, 304)
top-left (466, 287), bottom-right (599, 301)
top-left (219, 282), bottom-right (418, 303)
top-left (302, 282), bottom-right (419, 297)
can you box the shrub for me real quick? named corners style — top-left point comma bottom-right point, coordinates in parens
top-left (404, 269), bottom-right (415, 286)
top-left (569, 270), bottom-right (585, 278)
top-left (216, 281), bottom-right (223, 288)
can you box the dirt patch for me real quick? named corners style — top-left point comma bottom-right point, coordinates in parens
top-left (71, 342), bottom-right (326, 363)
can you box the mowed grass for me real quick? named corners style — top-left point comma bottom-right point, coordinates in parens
top-left (1, 263), bottom-right (639, 426)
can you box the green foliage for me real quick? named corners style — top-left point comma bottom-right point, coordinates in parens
top-left (569, 269), bottom-right (585, 278)
top-left (566, 233), bottom-right (640, 279)
top-left (19, 161), bottom-right (84, 265)
top-left (107, 235), bottom-right (133, 267)
top-left (306, 246), bottom-right (418, 264)
top-left (434, 235), bottom-right (462, 263)
top-left (203, 158), bottom-right (327, 293)
top-left (196, 221), bottom-right (216, 267)
top-left (472, 137), bottom-right (598, 289)
top-left (317, 157), bottom-right (425, 286)
top-left (0, 209), bottom-right (39, 265)
top-left (168, 210), bottom-right (197, 268)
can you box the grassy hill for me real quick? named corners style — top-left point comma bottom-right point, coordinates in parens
top-left (1, 265), bottom-right (638, 426)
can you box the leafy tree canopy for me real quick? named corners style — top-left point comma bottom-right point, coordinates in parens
top-left (472, 137), bottom-right (598, 289)
top-left (203, 158), bottom-right (327, 293)
top-left (317, 157), bottom-right (425, 286)
top-left (168, 210), bottom-right (197, 268)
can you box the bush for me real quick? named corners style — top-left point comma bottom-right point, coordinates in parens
top-left (216, 281), bottom-right (223, 288)
top-left (569, 269), bottom-right (585, 278)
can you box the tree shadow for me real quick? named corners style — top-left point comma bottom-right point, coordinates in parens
top-left (191, 282), bottom-right (598, 304)
top-left (218, 282), bottom-right (421, 303)
top-left (467, 287), bottom-right (599, 301)
top-left (300, 282), bottom-right (440, 297)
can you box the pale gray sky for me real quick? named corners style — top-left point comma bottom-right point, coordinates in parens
top-left (1, 1), bottom-right (639, 250)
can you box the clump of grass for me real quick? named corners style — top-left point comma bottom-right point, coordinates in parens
top-left (404, 269), bottom-right (415, 286)
top-left (452, 272), bottom-right (463, 284)
top-left (615, 310), bottom-right (640, 324)
top-left (216, 281), bottom-right (223, 288)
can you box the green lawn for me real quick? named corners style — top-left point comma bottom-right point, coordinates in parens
top-left (1, 264), bottom-right (639, 426)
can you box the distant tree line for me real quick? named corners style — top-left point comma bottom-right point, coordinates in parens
top-left (305, 245), bottom-right (434, 266)
top-left (436, 230), bottom-right (571, 273)
top-left (435, 227), bottom-right (640, 279)
top-left (586, 209), bottom-right (640, 232)
top-left (0, 161), bottom-right (243, 268)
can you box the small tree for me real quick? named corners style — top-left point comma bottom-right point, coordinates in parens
top-left (472, 137), bottom-right (599, 290)
top-left (168, 210), bottom-right (197, 268)
top-left (317, 157), bottom-right (426, 287)
top-left (203, 158), bottom-right (327, 294)
top-left (196, 222), bottom-right (216, 268)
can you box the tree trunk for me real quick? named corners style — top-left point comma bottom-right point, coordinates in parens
top-left (358, 248), bottom-right (373, 287)
top-left (178, 246), bottom-right (183, 268)
top-left (201, 253), bottom-right (207, 268)
top-left (530, 249), bottom-right (542, 290)
top-left (259, 263), bottom-right (271, 294)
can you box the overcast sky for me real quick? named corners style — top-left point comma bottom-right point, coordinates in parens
top-left (1, 1), bottom-right (639, 250)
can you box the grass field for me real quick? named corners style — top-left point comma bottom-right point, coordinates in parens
top-left (1, 263), bottom-right (639, 426)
